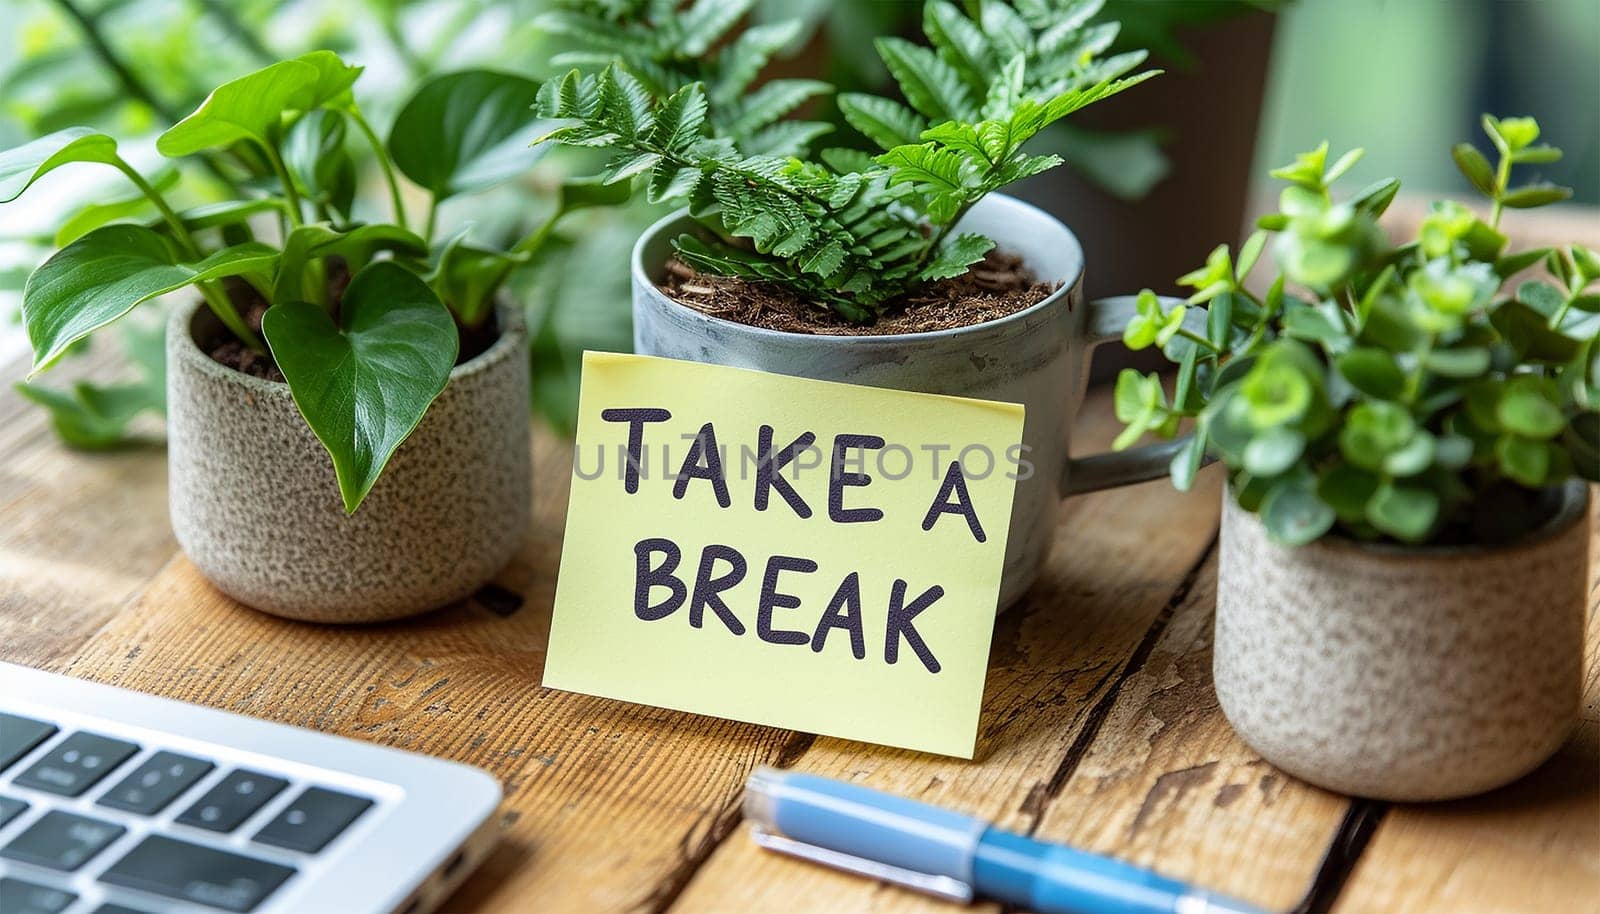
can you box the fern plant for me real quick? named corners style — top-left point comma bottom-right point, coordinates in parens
top-left (533, 0), bottom-right (1157, 322)
top-left (533, 0), bottom-right (833, 157)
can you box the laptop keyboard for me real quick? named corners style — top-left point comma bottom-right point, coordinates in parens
top-left (0, 712), bottom-right (376, 913)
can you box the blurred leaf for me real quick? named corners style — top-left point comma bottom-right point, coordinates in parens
top-left (1335, 347), bottom-right (1404, 400)
top-left (11, 316), bottom-right (166, 450)
top-left (1451, 143), bottom-right (1495, 197)
top-left (1500, 184), bottom-right (1573, 209)
top-left (389, 70), bottom-right (548, 200)
top-left (1260, 478), bottom-right (1334, 545)
top-left (1366, 481), bottom-right (1438, 542)
top-left (1047, 122), bottom-right (1169, 200)
top-left (1242, 426), bottom-right (1304, 477)
top-left (1316, 462), bottom-right (1379, 524)
top-left (1496, 378), bottom-right (1565, 439)
top-left (1495, 435), bottom-right (1550, 486)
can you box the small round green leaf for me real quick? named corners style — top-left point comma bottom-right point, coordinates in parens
top-left (1366, 482), bottom-right (1439, 542)
top-left (1495, 435), bottom-right (1551, 486)
top-left (1316, 462), bottom-right (1380, 523)
top-left (1335, 347), bottom-right (1405, 399)
top-left (1422, 347), bottom-right (1491, 378)
top-left (1496, 382), bottom-right (1565, 439)
top-left (263, 262), bottom-right (458, 513)
top-left (1260, 481), bottom-right (1335, 546)
top-left (1242, 427), bottom-right (1305, 477)
top-left (1382, 430), bottom-right (1436, 477)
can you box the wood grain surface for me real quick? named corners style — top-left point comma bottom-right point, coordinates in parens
top-left (2, 200), bottom-right (1597, 913)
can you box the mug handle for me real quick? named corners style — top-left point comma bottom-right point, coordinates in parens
top-left (1060, 294), bottom-right (1213, 497)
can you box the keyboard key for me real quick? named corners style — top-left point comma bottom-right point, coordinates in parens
top-left (100, 835), bottom-right (296, 913)
top-left (0, 795), bottom-right (28, 828)
top-left (13, 732), bottom-right (139, 797)
top-left (0, 714), bottom-right (58, 772)
top-left (0, 810), bottom-right (126, 871)
top-left (93, 905), bottom-right (155, 914)
top-left (98, 751), bottom-right (214, 816)
top-left (253, 787), bottom-right (373, 853)
top-left (0, 877), bottom-right (76, 914)
top-left (175, 769), bottom-right (286, 833)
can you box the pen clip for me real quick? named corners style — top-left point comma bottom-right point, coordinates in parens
top-left (749, 825), bottom-right (975, 904)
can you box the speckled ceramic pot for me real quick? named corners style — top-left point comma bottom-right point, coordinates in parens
top-left (634, 193), bottom-right (1204, 609)
top-left (1215, 481), bottom-right (1590, 801)
top-left (167, 297), bottom-right (532, 623)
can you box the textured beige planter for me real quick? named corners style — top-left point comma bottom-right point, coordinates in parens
top-left (168, 298), bottom-right (532, 623)
top-left (1214, 481), bottom-right (1589, 801)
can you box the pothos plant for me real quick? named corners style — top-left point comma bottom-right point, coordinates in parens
top-left (1, 51), bottom-right (624, 511)
top-left (532, 0), bottom-right (1158, 321)
top-left (1115, 116), bottom-right (1599, 546)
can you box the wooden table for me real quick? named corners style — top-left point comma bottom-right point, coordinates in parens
top-left (2, 201), bottom-right (1597, 914)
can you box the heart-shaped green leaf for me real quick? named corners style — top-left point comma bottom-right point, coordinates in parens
top-left (388, 70), bottom-right (549, 199)
top-left (1, 127), bottom-right (121, 202)
top-left (262, 262), bottom-right (458, 513)
top-left (23, 225), bottom-right (279, 372)
top-left (157, 59), bottom-right (320, 157)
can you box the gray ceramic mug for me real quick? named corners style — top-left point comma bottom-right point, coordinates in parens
top-left (633, 193), bottom-right (1197, 608)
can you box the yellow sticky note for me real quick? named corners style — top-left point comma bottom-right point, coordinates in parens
top-left (543, 352), bottom-right (1025, 757)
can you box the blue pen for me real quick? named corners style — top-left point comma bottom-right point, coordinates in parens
top-left (744, 767), bottom-right (1268, 914)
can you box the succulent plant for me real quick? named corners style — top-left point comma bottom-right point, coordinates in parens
top-left (1116, 116), bottom-right (1598, 546)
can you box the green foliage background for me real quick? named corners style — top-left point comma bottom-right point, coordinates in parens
top-left (0, 0), bottom-right (1595, 442)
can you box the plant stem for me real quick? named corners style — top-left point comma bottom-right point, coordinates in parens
top-left (1490, 153), bottom-right (1511, 229)
top-left (197, 281), bottom-right (265, 353)
top-left (349, 107), bottom-right (408, 230)
top-left (1176, 328), bottom-right (1220, 352)
top-left (257, 143), bottom-right (333, 312)
top-left (423, 198), bottom-right (439, 244)
top-left (108, 156), bottom-right (262, 352)
top-left (113, 158), bottom-right (200, 257)
top-left (511, 207), bottom-right (567, 257)
top-left (1404, 333), bottom-right (1435, 405)
top-left (261, 143), bottom-right (306, 229)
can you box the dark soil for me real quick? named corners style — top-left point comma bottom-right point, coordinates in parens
top-left (661, 247), bottom-right (1056, 335)
top-left (209, 277), bottom-right (284, 382)
top-left (205, 261), bottom-right (496, 381)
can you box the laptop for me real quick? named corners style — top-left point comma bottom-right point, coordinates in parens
top-left (0, 661), bottom-right (501, 914)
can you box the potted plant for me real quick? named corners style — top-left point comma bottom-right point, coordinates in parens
top-left (533, 0), bottom-right (1214, 608)
top-left (1113, 117), bottom-right (1598, 800)
top-left (0, 52), bottom-right (603, 622)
